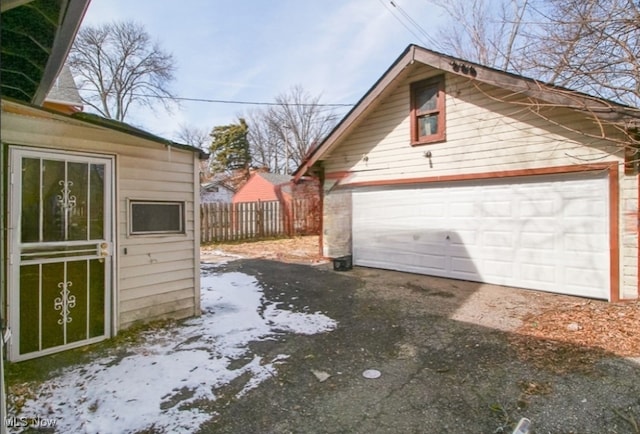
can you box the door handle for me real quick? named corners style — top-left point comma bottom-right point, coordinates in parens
top-left (99, 242), bottom-right (111, 258)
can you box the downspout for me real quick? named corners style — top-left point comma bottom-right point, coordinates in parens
top-left (1, 142), bottom-right (7, 434)
top-left (317, 166), bottom-right (325, 258)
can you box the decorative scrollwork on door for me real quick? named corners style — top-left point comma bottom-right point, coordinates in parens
top-left (56, 180), bottom-right (77, 211)
top-left (54, 281), bottom-right (77, 325)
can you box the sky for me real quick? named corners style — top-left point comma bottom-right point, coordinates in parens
top-left (8, 262), bottom-right (338, 433)
top-left (79, 0), bottom-right (448, 142)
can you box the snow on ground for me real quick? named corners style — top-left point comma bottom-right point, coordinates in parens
top-left (9, 267), bottom-right (337, 434)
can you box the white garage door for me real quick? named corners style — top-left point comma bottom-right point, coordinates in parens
top-left (352, 173), bottom-right (610, 299)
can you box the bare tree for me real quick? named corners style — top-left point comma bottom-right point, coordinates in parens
top-left (428, 0), bottom-right (639, 170)
top-left (68, 21), bottom-right (176, 122)
top-left (244, 85), bottom-right (340, 174)
top-left (524, 0), bottom-right (640, 107)
top-left (431, 0), bottom-right (531, 72)
top-left (175, 124), bottom-right (210, 150)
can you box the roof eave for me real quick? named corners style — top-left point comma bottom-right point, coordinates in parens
top-left (293, 44), bottom-right (640, 179)
top-left (292, 45), bottom-right (417, 180)
top-left (2, 98), bottom-right (208, 159)
top-left (31, 0), bottom-right (91, 106)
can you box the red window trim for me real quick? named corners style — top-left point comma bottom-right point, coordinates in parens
top-left (410, 75), bottom-right (446, 145)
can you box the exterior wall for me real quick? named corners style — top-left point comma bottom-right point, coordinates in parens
top-left (322, 179), bottom-right (351, 258)
top-left (291, 176), bottom-right (320, 200)
top-left (233, 174), bottom-right (290, 203)
top-left (1, 104), bottom-right (201, 330)
top-left (320, 63), bottom-right (638, 299)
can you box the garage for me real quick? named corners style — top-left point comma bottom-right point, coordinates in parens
top-left (352, 172), bottom-right (611, 299)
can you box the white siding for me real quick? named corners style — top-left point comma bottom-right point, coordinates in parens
top-left (323, 69), bottom-right (622, 180)
top-left (2, 106), bottom-right (201, 329)
top-left (321, 63), bottom-right (638, 300)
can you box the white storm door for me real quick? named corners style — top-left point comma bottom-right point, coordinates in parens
top-left (9, 148), bottom-right (114, 361)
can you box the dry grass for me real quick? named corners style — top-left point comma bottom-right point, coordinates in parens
top-left (202, 236), bottom-right (325, 264)
top-left (511, 299), bottom-right (640, 372)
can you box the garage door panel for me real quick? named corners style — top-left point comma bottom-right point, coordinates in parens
top-left (564, 233), bottom-right (606, 251)
top-left (483, 231), bottom-right (514, 248)
top-left (482, 201), bottom-right (513, 217)
top-left (521, 264), bottom-right (556, 283)
top-left (482, 260), bottom-right (514, 278)
top-left (520, 199), bottom-right (556, 217)
top-left (520, 233), bottom-right (555, 249)
top-left (352, 173), bottom-right (609, 299)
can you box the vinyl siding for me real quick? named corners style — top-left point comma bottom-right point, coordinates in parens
top-left (320, 63), bottom-right (638, 300)
top-left (2, 105), bottom-right (201, 330)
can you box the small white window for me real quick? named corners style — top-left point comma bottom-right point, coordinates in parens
top-left (129, 201), bottom-right (184, 235)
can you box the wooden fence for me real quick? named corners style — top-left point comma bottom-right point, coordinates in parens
top-left (201, 198), bottom-right (320, 243)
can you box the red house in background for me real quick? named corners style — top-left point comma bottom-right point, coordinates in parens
top-left (231, 171), bottom-right (320, 236)
top-left (232, 172), bottom-right (292, 204)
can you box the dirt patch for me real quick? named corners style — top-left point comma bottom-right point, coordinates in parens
top-left (511, 299), bottom-right (640, 373)
top-left (201, 236), bottom-right (325, 264)
top-left (515, 299), bottom-right (640, 357)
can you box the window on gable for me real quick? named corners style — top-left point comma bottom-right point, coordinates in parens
top-left (410, 75), bottom-right (445, 145)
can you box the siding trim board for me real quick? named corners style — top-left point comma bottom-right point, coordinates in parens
top-left (326, 163), bottom-right (616, 188)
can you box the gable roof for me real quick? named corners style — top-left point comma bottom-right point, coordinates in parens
top-left (45, 64), bottom-right (82, 107)
top-left (201, 181), bottom-right (236, 193)
top-left (258, 172), bottom-right (292, 186)
top-left (2, 98), bottom-right (208, 159)
top-left (1, 0), bottom-right (90, 105)
top-left (294, 44), bottom-right (640, 179)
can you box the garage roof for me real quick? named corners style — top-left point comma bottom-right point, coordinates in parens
top-left (294, 44), bottom-right (640, 180)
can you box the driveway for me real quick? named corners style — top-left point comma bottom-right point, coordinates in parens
top-left (5, 254), bottom-right (640, 433)
top-left (201, 259), bottom-right (640, 434)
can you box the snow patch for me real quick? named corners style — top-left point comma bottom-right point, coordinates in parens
top-left (9, 270), bottom-right (337, 434)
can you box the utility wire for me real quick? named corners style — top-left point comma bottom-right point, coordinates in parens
top-left (69, 86), bottom-right (355, 107)
top-left (377, 0), bottom-right (429, 46)
top-left (389, 0), bottom-right (439, 48)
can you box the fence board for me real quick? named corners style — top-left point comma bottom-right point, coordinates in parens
top-left (200, 198), bottom-right (319, 243)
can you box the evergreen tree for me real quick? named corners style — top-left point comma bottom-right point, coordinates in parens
top-left (209, 118), bottom-right (252, 176)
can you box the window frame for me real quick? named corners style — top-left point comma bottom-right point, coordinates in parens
top-left (410, 75), bottom-right (446, 145)
top-left (128, 200), bottom-right (185, 236)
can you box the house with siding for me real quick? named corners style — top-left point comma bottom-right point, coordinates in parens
top-left (232, 172), bottom-right (293, 204)
top-left (294, 44), bottom-right (640, 302)
top-left (200, 181), bottom-right (235, 203)
top-left (1, 0), bottom-right (206, 362)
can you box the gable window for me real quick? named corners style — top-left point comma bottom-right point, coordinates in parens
top-left (129, 200), bottom-right (184, 235)
top-left (410, 75), bottom-right (445, 145)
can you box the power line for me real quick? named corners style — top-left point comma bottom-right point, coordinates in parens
top-left (70, 86), bottom-right (355, 108)
top-left (389, 1), bottom-right (439, 48)
top-left (149, 94), bottom-right (355, 107)
top-left (377, 0), bottom-right (429, 46)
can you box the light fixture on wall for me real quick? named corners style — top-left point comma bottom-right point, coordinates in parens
top-left (424, 150), bottom-right (433, 168)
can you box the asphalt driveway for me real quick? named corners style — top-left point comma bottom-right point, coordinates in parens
top-left (201, 258), bottom-right (640, 434)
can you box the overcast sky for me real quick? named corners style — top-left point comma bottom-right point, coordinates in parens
top-left (80, 0), bottom-right (449, 142)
